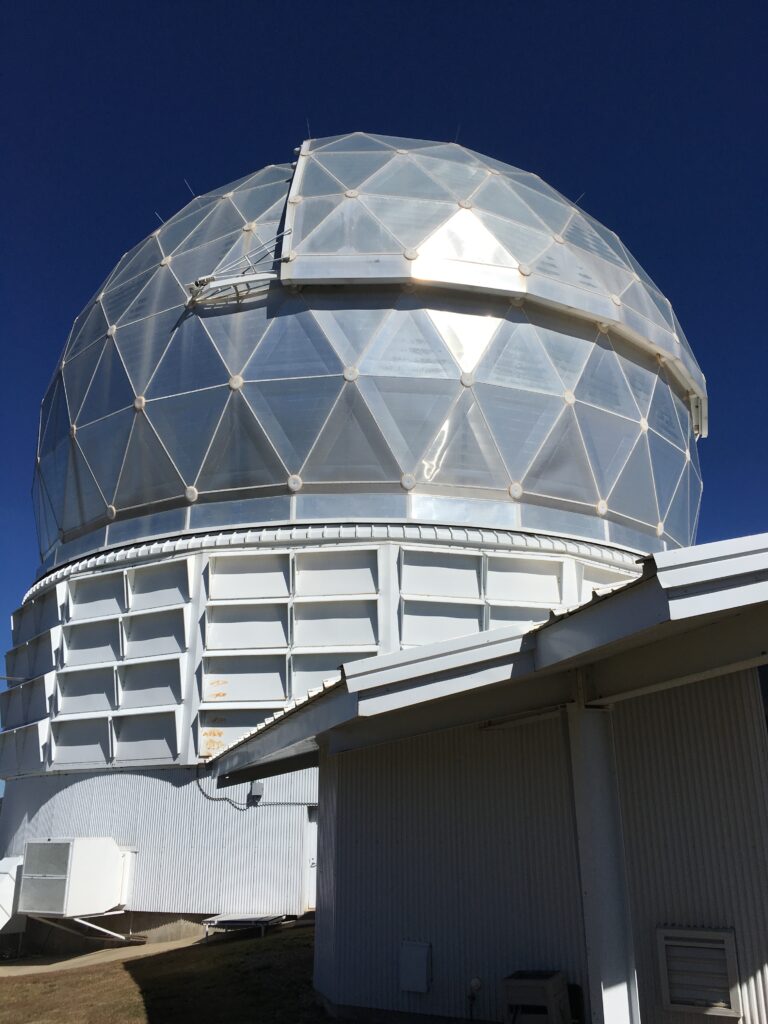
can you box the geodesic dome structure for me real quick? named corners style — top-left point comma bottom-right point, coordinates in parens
top-left (34, 132), bottom-right (705, 568)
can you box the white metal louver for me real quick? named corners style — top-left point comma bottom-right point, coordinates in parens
top-left (657, 928), bottom-right (742, 1018)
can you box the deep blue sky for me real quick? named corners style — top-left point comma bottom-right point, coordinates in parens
top-left (1, 0), bottom-right (766, 650)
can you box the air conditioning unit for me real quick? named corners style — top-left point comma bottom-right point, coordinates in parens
top-left (18, 838), bottom-right (135, 918)
top-left (503, 971), bottom-right (571, 1023)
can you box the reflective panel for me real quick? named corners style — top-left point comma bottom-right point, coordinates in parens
top-left (576, 403), bottom-right (640, 498)
top-left (66, 301), bottom-right (108, 359)
top-left (146, 317), bottom-right (229, 399)
top-left (364, 156), bottom-right (454, 202)
top-left (243, 376), bottom-right (344, 471)
top-left (62, 342), bottom-right (103, 423)
top-left (77, 409), bottom-right (135, 504)
top-left (358, 375), bottom-right (460, 470)
top-left (62, 444), bottom-right (106, 531)
top-left (196, 392), bottom-right (286, 490)
top-left (243, 304), bottom-right (342, 380)
top-left (297, 161), bottom-right (345, 198)
top-left (114, 308), bottom-right (181, 395)
top-left (145, 386), bottom-right (229, 484)
top-left (78, 340), bottom-right (135, 423)
top-left (359, 307), bottom-right (457, 378)
top-left (476, 384), bottom-right (563, 482)
top-left (647, 375), bottom-right (686, 448)
top-left (648, 430), bottom-right (686, 518)
top-left (608, 436), bottom-right (659, 526)
top-left (316, 152), bottom-right (392, 189)
top-left (417, 391), bottom-right (508, 489)
top-left (523, 409), bottom-right (598, 506)
top-left (574, 338), bottom-right (640, 418)
top-left (360, 196), bottom-right (454, 248)
top-left (301, 385), bottom-right (401, 481)
top-left (477, 319), bottom-right (563, 394)
top-left (200, 303), bottom-right (270, 375)
top-left (306, 292), bottom-right (392, 365)
top-left (115, 414), bottom-right (185, 509)
top-left (664, 465), bottom-right (690, 544)
top-left (298, 200), bottom-right (401, 255)
top-left (427, 308), bottom-right (502, 373)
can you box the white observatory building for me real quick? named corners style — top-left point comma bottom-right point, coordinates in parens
top-left (0, 132), bottom-right (729, 991)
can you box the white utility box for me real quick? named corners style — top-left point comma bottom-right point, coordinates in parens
top-left (18, 838), bottom-right (135, 918)
top-left (503, 971), bottom-right (571, 1023)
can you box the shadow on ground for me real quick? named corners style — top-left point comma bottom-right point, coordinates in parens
top-left (0, 925), bottom-right (326, 1024)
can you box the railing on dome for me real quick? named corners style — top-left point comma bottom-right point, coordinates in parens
top-left (186, 228), bottom-right (292, 307)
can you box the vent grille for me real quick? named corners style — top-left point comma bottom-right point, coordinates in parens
top-left (657, 928), bottom-right (742, 1018)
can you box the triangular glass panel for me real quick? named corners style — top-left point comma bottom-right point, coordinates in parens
top-left (360, 196), bottom-right (454, 248)
top-left (664, 465), bottom-right (690, 545)
top-left (66, 301), bottom-right (109, 358)
top-left (34, 473), bottom-right (60, 552)
top-left (472, 177), bottom-right (549, 231)
top-left (476, 383), bottom-right (563, 482)
top-left (357, 375), bottom-right (460, 471)
top-left (576, 404), bottom-right (640, 498)
top-left (647, 377), bottom-right (686, 448)
top-left (115, 414), bottom-right (185, 509)
top-left (40, 375), bottom-right (71, 457)
top-left (575, 337), bottom-right (640, 418)
top-left (297, 199), bottom-right (401, 255)
top-left (416, 390), bottom-right (508, 489)
top-left (232, 165), bottom-right (291, 190)
top-left (611, 336), bottom-right (658, 416)
top-left (607, 435), bottom-right (658, 526)
top-left (316, 152), bottom-right (392, 190)
top-left (671, 390), bottom-right (692, 443)
top-left (359, 308), bottom-right (457, 378)
top-left (533, 310), bottom-right (597, 389)
top-left (117, 266), bottom-right (187, 325)
top-left (114, 307), bottom-right (181, 395)
top-left (292, 196), bottom-right (344, 247)
top-left (39, 438), bottom-right (69, 526)
top-left (101, 268), bottom-right (155, 325)
top-left (196, 392), bottom-right (286, 491)
top-left (523, 408), bottom-right (598, 505)
top-left (231, 181), bottom-right (289, 221)
top-left (176, 198), bottom-right (245, 253)
top-left (200, 302), bottom-right (270, 374)
top-left (109, 235), bottom-right (163, 288)
top-left (621, 280), bottom-right (673, 331)
top-left (476, 319), bottom-right (562, 393)
top-left (648, 429), bottom-right (686, 518)
top-left (368, 135), bottom-right (435, 151)
top-left (317, 133), bottom-right (394, 153)
top-left (297, 160), bottom-right (346, 197)
top-left (78, 340), bottom-right (135, 424)
top-left (77, 408), bottom-right (135, 504)
top-left (475, 211), bottom-right (552, 266)
top-left (166, 231), bottom-right (243, 291)
top-left (581, 212), bottom-right (632, 266)
top-left (412, 155), bottom-right (490, 200)
top-left (427, 308), bottom-right (502, 373)
top-left (62, 444), bottom-right (107, 531)
top-left (243, 304), bottom-right (342, 381)
top-left (146, 316), bottom-right (229, 399)
top-left (156, 198), bottom-right (218, 255)
top-left (533, 241), bottom-right (604, 294)
top-left (242, 376), bottom-right (344, 471)
top-left (364, 156), bottom-right (454, 202)
top-left (63, 339), bottom-right (104, 422)
top-left (513, 183), bottom-right (572, 233)
top-left (564, 214), bottom-right (626, 266)
top-left (306, 294), bottom-right (392, 365)
top-left (416, 209), bottom-right (517, 266)
top-left (414, 143), bottom-right (481, 166)
top-left (689, 465), bottom-right (703, 538)
top-left (145, 386), bottom-right (229, 484)
top-left (301, 385), bottom-right (401, 482)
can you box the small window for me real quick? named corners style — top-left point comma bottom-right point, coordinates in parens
top-left (657, 928), bottom-right (741, 1017)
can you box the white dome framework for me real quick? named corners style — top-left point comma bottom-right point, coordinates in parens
top-left (35, 133), bottom-right (704, 571)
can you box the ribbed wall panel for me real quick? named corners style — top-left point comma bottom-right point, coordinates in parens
top-left (0, 767), bottom-right (317, 916)
top-left (613, 670), bottom-right (768, 1024)
top-left (319, 715), bottom-right (586, 1021)
top-left (314, 746), bottom-right (338, 995)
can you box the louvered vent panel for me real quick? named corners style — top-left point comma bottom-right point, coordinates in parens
top-left (658, 929), bottom-right (742, 1017)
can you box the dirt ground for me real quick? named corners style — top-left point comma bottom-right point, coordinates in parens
top-left (0, 925), bottom-right (326, 1024)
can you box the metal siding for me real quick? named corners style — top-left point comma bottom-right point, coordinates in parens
top-left (0, 767), bottom-right (316, 916)
top-left (320, 715), bottom-right (587, 1021)
top-left (613, 670), bottom-right (768, 1024)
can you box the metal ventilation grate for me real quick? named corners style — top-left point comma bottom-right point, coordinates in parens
top-left (657, 928), bottom-right (742, 1018)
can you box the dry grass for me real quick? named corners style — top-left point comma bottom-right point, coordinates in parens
top-left (0, 926), bottom-right (326, 1024)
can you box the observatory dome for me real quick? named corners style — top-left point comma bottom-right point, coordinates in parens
top-left (35, 132), bottom-right (705, 568)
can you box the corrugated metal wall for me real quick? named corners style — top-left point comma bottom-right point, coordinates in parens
top-left (0, 767), bottom-right (317, 916)
top-left (317, 715), bottom-right (587, 1021)
top-left (613, 670), bottom-right (768, 1024)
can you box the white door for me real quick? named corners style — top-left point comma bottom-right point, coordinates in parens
top-left (305, 805), bottom-right (318, 911)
